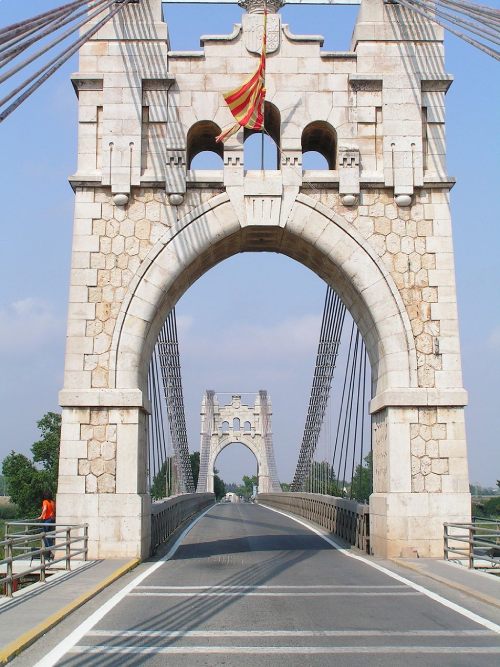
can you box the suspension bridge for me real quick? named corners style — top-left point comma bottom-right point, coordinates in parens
top-left (1, 0), bottom-right (499, 664)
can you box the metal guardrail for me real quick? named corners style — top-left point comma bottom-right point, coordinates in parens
top-left (1, 521), bottom-right (88, 597)
top-left (444, 517), bottom-right (500, 573)
top-left (258, 492), bottom-right (370, 553)
top-left (151, 493), bottom-right (215, 554)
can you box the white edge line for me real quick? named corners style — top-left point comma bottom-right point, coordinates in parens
top-left (259, 504), bottom-right (500, 635)
top-left (33, 503), bottom-right (216, 667)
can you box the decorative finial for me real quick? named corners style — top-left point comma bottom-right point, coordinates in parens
top-left (238, 0), bottom-right (283, 14)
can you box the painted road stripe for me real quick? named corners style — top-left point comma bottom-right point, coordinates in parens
top-left (135, 584), bottom-right (407, 590)
top-left (68, 645), bottom-right (500, 655)
top-left (89, 629), bottom-right (496, 638)
top-left (260, 504), bottom-right (500, 635)
top-left (33, 504), bottom-right (216, 667)
top-left (128, 591), bottom-right (420, 597)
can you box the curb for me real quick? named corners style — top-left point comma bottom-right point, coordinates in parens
top-left (390, 558), bottom-right (500, 610)
top-left (0, 557), bottom-right (140, 664)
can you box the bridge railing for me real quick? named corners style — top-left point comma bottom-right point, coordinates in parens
top-left (1, 522), bottom-right (88, 597)
top-left (151, 493), bottom-right (215, 554)
top-left (258, 492), bottom-right (369, 553)
top-left (444, 518), bottom-right (500, 572)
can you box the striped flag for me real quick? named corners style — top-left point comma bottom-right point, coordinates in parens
top-left (216, 11), bottom-right (267, 143)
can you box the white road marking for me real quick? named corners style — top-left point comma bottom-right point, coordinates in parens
top-left (33, 504), bottom-right (216, 667)
top-left (260, 504), bottom-right (500, 635)
top-left (128, 591), bottom-right (420, 597)
top-left (69, 645), bottom-right (500, 655)
top-left (135, 584), bottom-right (407, 589)
top-left (89, 629), bottom-right (496, 638)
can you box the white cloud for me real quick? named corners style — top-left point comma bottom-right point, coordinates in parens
top-left (175, 314), bottom-right (194, 336)
top-left (0, 298), bottom-right (64, 356)
top-left (180, 313), bottom-right (322, 365)
top-left (488, 326), bottom-right (500, 351)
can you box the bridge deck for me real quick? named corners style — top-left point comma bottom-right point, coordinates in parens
top-left (15, 502), bottom-right (498, 666)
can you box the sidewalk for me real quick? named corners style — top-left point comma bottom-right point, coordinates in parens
top-left (390, 557), bottom-right (500, 609)
top-left (0, 558), bottom-right (139, 663)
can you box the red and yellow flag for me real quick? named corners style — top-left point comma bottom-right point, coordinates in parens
top-left (216, 11), bottom-right (267, 143)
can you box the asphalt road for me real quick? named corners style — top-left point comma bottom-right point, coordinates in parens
top-left (25, 503), bottom-right (500, 666)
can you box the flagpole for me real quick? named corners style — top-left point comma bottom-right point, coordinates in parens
top-left (261, 2), bottom-right (267, 173)
top-left (261, 126), bottom-right (264, 172)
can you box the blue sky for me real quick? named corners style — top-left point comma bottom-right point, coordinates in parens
top-left (0, 1), bottom-right (498, 487)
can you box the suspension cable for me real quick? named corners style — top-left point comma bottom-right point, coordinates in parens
top-left (0, 1), bottom-right (88, 41)
top-left (0, 0), bottom-right (136, 123)
top-left (0, 0), bottom-right (110, 71)
top-left (291, 286), bottom-right (346, 491)
top-left (395, 0), bottom-right (500, 60)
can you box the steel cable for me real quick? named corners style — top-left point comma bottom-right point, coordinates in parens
top-left (407, 0), bottom-right (500, 45)
top-left (0, 0), bottom-right (110, 71)
top-left (0, 9), bottom-right (76, 61)
top-left (0, 0), bottom-right (135, 123)
top-left (0, 0), bottom-right (115, 89)
top-left (395, 0), bottom-right (500, 59)
top-left (0, 1), bottom-right (88, 42)
top-left (292, 286), bottom-right (346, 491)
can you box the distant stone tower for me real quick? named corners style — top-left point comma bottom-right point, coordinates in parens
top-left (57, 0), bottom-right (470, 559)
top-left (197, 391), bottom-right (282, 494)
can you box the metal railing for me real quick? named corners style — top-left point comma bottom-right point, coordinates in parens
top-left (444, 517), bottom-right (500, 573)
top-left (258, 492), bottom-right (370, 553)
top-left (151, 493), bottom-right (215, 554)
top-left (1, 521), bottom-right (88, 597)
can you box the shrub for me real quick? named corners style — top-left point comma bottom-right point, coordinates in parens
top-left (0, 503), bottom-right (20, 520)
top-left (483, 496), bottom-right (500, 517)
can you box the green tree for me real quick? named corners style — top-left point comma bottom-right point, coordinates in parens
top-left (304, 461), bottom-right (340, 496)
top-left (242, 475), bottom-right (257, 497)
top-left (2, 412), bottom-right (61, 517)
top-left (350, 451), bottom-right (373, 503)
top-left (213, 474), bottom-right (226, 500)
top-left (150, 451), bottom-right (225, 500)
top-left (32, 412), bottom-right (61, 481)
top-left (280, 482), bottom-right (291, 492)
top-left (190, 451), bottom-right (200, 487)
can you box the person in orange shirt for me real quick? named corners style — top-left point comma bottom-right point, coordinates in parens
top-left (37, 491), bottom-right (56, 560)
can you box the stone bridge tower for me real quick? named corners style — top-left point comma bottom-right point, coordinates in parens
top-left (197, 391), bottom-right (282, 494)
top-left (57, 0), bottom-right (470, 559)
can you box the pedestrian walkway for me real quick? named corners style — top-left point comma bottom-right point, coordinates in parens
top-left (0, 558), bottom-right (138, 663)
top-left (389, 556), bottom-right (500, 609)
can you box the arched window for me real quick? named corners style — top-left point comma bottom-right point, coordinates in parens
top-left (243, 421), bottom-right (251, 432)
top-left (301, 121), bottom-right (337, 170)
top-left (233, 418), bottom-right (240, 431)
top-left (244, 101), bottom-right (280, 170)
top-left (221, 421), bottom-right (229, 434)
top-left (187, 120), bottom-right (223, 169)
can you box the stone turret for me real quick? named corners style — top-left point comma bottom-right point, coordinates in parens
top-left (239, 0), bottom-right (284, 13)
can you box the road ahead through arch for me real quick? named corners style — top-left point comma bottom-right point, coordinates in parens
top-left (35, 504), bottom-right (499, 667)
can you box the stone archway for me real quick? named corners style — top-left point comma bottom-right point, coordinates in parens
top-left (196, 392), bottom-right (281, 495)
top-left (58, 187), bottom-right (469, 559)
top-left (57, 0), bottom-right (470, 561)
top-left (111, 192), bottom-right (417, 396)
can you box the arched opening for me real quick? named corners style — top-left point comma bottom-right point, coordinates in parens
top-left (214, 442), bottom-right (259, 498)
top-left (221, 421), bottom-right (229, 434)
top-left (233, 417), bottom-right (240, 431)
top-left (243, 421), bottom-right (252, 433)
top-left (186, 120), bottom-right (223, 169)
top-left (301, 121), bottom-right (337, 170)
top-left (108, 193), bottom-right (430, 557)
top-left (117, 195), bottom-right (415, 399)
top-left (244, 101), bottom-right (280, 170)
